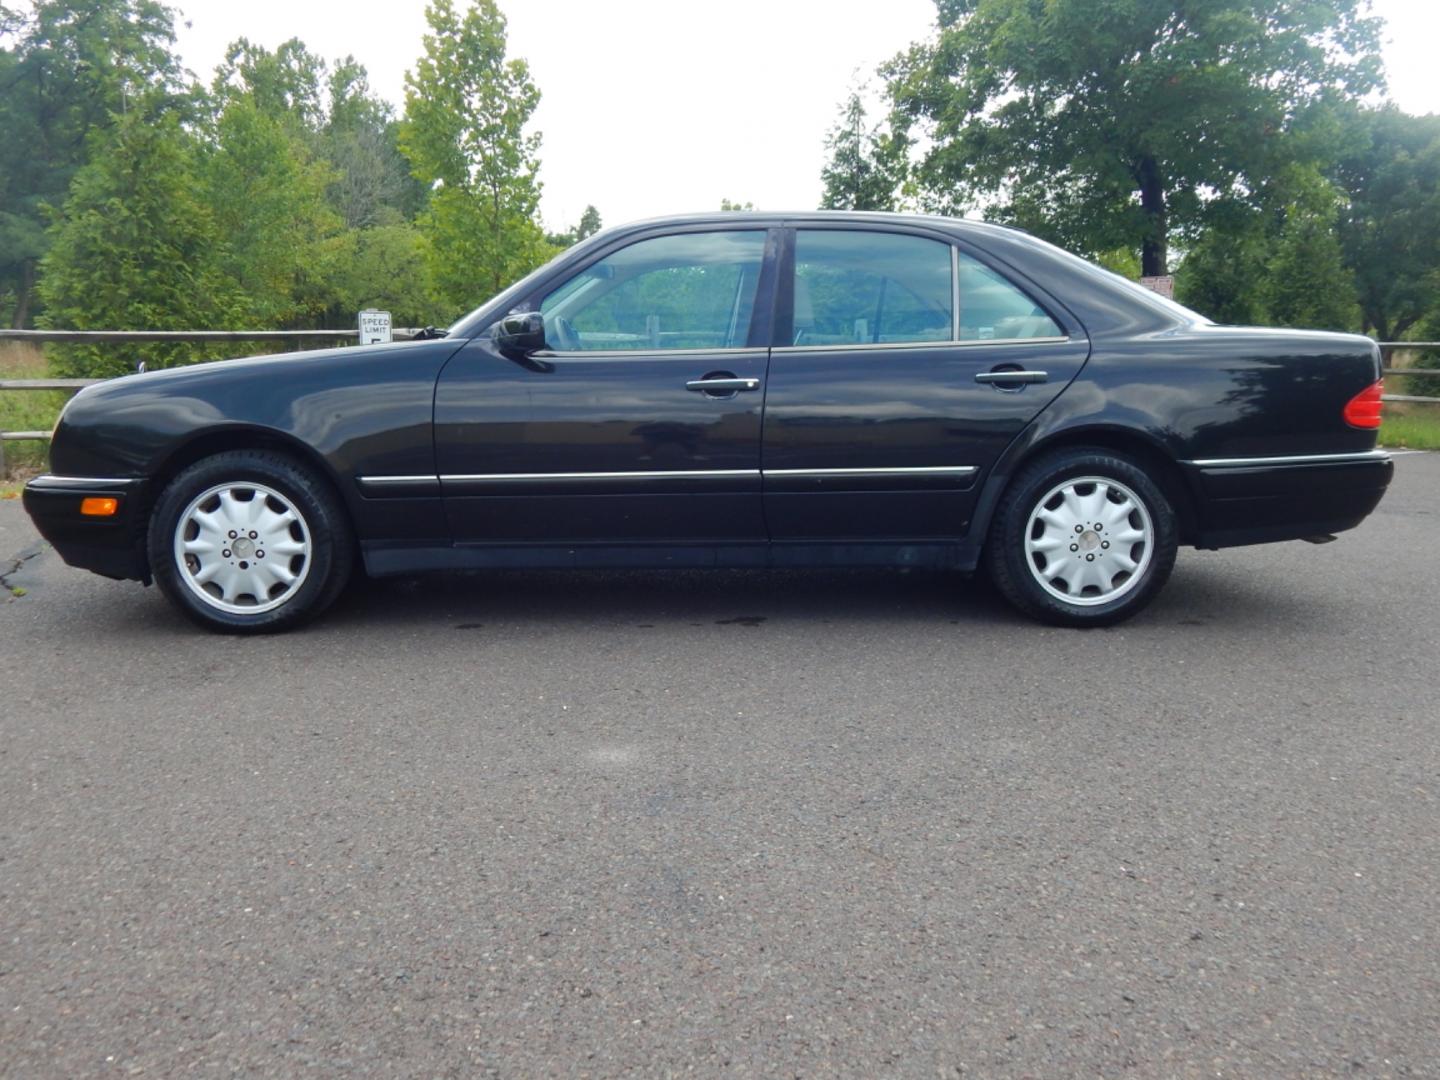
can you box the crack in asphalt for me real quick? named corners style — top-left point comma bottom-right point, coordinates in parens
top-left (1, 542), bottom-right (46, 596)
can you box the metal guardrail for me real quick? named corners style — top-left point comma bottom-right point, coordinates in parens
top-left (0, 328), bottom-right (394, 344)
top-left (3, 333), bottom-right (1438, 473)
top-left (1378, 340), bottom-right (1440, 405)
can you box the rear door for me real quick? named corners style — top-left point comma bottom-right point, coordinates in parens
top-left (761, 226), bottom-right (1091, 541)
top-left (434, 228), bottom-right (777, 544)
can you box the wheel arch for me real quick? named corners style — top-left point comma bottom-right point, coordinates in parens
top-left (965, 423), bottom-right (1201, 568)
top-left (143, 427), bottom-right (360, 632)
top-left (1018, 426), bottom-right (1199, 542)
top-left (147, 425), bottom-right (354, 523)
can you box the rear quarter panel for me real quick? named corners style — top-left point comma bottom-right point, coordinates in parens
top-left (1034, 325), bottom-right (1384, 461)
top-left (954, 321), bottom-right (1387, 562)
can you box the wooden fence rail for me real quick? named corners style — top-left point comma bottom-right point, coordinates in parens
top-left (3, 332), bottom-right (1438, 474)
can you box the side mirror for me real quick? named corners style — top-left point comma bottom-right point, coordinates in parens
top-left (495, 311), bottom-right (546, 356)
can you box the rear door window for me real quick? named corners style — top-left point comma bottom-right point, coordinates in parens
top-left (793, 231), bottom-right (953, 346)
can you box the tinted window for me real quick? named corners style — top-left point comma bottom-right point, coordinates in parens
top-left (794, 231), bottom-right (953, 345)
top-left (540, 231), bottom-right (766, 351)
top-left (958, 253), bottom-right (1061, 340)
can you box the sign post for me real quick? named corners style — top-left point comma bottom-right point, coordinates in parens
top-left (358, 309), bottom-right (392, 345)
top-left (1139, 276), bottom-right (1175, 299)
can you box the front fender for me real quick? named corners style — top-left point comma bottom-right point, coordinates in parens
top-left (50, 340), bottom-right (463, 480)
top-left (48, 339), bottom-right (467, 547)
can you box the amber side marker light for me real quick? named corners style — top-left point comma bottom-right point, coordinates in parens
top-left (80, 497), bottom-right (119, 517)
top-left (1343, 379), bottom-right (1384, 429)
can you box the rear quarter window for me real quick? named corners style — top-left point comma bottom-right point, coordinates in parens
top-left (958, 253), bottom-right (1062, 341)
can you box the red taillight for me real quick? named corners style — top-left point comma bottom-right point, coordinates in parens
top-left (1344, 379), bottom-right (1384, 429)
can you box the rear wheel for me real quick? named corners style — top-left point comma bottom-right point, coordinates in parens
top-left (985, 448), bottom-right (1178, 626)
top-left (147, 450), bottom-right (353, 633)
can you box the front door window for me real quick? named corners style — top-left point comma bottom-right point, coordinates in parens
top-left (539, 231), bottom-right (767, 352)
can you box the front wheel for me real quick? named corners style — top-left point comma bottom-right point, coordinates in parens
top-left (147, 450), bottom-right (354, 633)
top-left (985, 448), bottom-right (1178, 627)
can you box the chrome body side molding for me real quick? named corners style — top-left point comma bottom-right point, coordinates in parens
top-left (442, 469), bottom-right (760, 482)
top-left (764, 466), bottom-right (978, 479)
top-left (357, 465), bottom-right (982, 488)
top-left (27, 474), bottom-right (144, 489)
top-left (1186, 450), bottom-right (1391, 469)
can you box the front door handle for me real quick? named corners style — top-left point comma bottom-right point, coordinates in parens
top-left (686, 377), bottom-right (761, 393)
top-left (975, 370), bottom-right (1048, 385)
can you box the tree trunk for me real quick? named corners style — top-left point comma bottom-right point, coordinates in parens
top-left (1137, 157), bottom-right (1168, 278)
top-left (11, 260), bottom-right (36, 329)
top-left (1360, 289), bottom-right (1388, 340)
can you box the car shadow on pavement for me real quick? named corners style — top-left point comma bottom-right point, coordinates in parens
top-left (322, 566), bottom-right (1027, 631)
top-left (311, 553), bottom-right (1333, 635)
top-left (9, 537), bottom-right (1337, 639)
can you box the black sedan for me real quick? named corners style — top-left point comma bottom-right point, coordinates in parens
top-left (23, 212), bottom-right (1393, 632)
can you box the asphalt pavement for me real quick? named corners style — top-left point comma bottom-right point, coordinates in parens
top-left (2, 454), bottom-right (1437, 1077)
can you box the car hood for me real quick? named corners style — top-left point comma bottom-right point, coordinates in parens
top-left (91, 338), bottom-right (453, 393)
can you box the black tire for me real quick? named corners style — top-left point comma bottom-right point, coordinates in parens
top-left (984, 447), bottom-right (1178, 627)
top-left (147, 450), bottom-right (354, 634)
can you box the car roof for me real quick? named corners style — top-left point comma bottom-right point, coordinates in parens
top-left (602, 209), bottom-right (1018, 238)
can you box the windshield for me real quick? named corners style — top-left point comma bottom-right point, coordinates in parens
top-left (444, 256), bottom-right (561, 335)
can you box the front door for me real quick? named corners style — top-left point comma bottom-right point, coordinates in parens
top-left (761, 228), bottom-right (1091, 541)
top-left (434, 228), bottom-right (775, 545)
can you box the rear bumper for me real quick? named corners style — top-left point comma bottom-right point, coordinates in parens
top-left (1182, 450), bottom-right (1393, 549)
top-left (21, 474), bottom-right (151, 581)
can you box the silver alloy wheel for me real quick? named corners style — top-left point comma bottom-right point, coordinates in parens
top-left (1023, 475), bottom-right (1154, 607)
top-left (172, 482), bottom-right (312, 615)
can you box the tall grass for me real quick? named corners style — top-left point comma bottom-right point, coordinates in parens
top-left (1379, 406), bottom-right (1440, 451)
top-left (0, 342), bottom-right (67, 479)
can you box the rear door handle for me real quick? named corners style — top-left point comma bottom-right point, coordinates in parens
top-left (686, 377), bottom-right (761, 392)
top-left (975, 370), bottom-right (1048, 385)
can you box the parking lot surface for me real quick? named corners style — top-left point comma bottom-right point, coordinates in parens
top-left (2, 453), bottom-right (1437, 1077)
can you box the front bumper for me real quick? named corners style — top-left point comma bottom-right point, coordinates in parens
top-left (22, 475), bottom-right (151, 581)
top-left (1182, 450), bottom-right (1393, 549)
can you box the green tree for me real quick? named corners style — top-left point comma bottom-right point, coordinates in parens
top-left (1332, 107), bottom-right (1440, 340)
top-left (1175, 218), bottom-right (1270, 326)
top-left (1095, 249), bottom-right (1142, 281)
top-left (0, 0), bottom-right (184, 326)
top-left (321, 223), bottom-right (433, 327)
top-left (1262, 168), bottom-right (1358, 331)
top-left (323, 59), bottom-right (428, 230)
top-left (1177, 168), bottom-right (1358, 330)
top-left (575, 204), bottom-right (602, 241)
top-left (199, 39), bottom-right (343, 327)
top-left (819, 89), bottom-right (900, 211)
top-left (36, 106), bottom-right (242, 376)
top-left (887, 0), bottom-right (1383, 275)
top-left (545, 204), bottom-right (603, 249)
top-left (399, 0), bottom-right (549, 313)
top-left (203, 42), bottom-right (431, 326)
top-left (719, 198), bottom-right (755, 211)
top-left (209, 37), bottom-right (325, 130)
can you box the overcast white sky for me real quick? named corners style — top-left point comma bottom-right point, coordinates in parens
top-left (52, 0), bottom-right (1440, 232)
